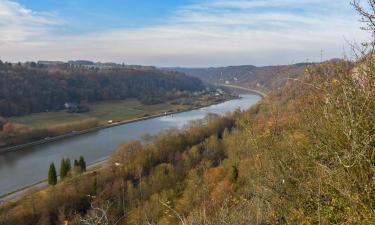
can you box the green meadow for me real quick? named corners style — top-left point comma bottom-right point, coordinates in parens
top-left (9, 99), bottom-right (183, 128)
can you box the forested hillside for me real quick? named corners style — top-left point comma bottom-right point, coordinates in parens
top-left (0, 63), bottom-right (204, 117)
top-left (1, 1), bottom-right (375, 224)
top-left (3, 55), bottom-right (375, 224)
top-left (170, 63), bottom-right (311, 92)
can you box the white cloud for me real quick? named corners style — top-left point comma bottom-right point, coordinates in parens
top-left (0, 0), bottom-right (370, 66)
top-left (0, 0), bottom-right (58, 43)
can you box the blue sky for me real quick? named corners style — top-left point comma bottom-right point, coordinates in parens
top-left (16, 0), bottom-right (195, 33)
top-left (0, 0), bottom-right (370, 67)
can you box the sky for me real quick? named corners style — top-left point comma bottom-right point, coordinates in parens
top-left (0, 0), bottom-right (371, 67)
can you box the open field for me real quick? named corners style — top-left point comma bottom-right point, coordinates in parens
top-left (1, 94), bottom-right (235, 149)
top-left (8, 99), bottom-right (184, 128)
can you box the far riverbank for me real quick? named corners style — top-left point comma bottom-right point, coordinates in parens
top-left (0, 90), bottom-right (262, 200)
top-left (0, 95), bottom-right (235, 154)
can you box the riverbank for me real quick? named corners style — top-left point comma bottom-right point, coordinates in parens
top-left (0, 90), bottom-right (262, 203)
top-left (0, 157), bottom-right (108, 203)
top-left (0, 96), bottom-right (235, 154)
top-left (0, 96), bottom-right (239, 202)
top-left (218, 84), bottom-right (267, 97)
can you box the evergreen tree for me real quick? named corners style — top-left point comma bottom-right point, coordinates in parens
top-left (74, 159), bottom-right (79, 167)
top-left (48, 163), bottom-right (57, 186)
top-left (79, 156), bottom-right (86, 172)
top-left (73, 159), bottom-right (80, 174)
top-left (65, 158), bottom-right (71, 172)
top-left (60, 159), bottom-right (67, 180)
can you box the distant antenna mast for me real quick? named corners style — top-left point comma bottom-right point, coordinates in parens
top-left (320, 49), bottom-right (324, 62)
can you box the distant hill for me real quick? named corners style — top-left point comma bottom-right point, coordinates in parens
top-left (0, 63), bottom-right (204, 117)
top-left (167, 63), bottom-right (312, 92)
top-left (5, 59), bottom-right (373, 225)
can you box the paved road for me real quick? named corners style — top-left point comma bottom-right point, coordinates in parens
top-left (0, 91), bottom-right (262, 204)
top-left (0, 181), bottom-right (48, 205)
top-left (218, 84), bottom-right (267, 97)
top-left (0, 160), bottom-right (106, 204)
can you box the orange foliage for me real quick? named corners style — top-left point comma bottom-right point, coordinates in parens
top-left (204, 166), bottom-right (227, 190)
top-left (2, 122), bottom-right (32, 133)
top-left (210, 180), bottom-right (231, 204)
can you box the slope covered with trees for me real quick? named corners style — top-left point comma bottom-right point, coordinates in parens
top-left (3, 55), bottom-right (375, 224)
top-left (1, 1), bottom-right (375, 224)
top-left (170, 63), bottom-right (311, 92)
top-left (0, 63), bottom-right (205, 117)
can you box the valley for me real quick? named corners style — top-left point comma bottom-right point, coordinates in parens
top-left (1, 0), bottom-right (374, 224)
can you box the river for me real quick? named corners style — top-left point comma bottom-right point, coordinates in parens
top-left (0, 94), bottom-right (261, 196)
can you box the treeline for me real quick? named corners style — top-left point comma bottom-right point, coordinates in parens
top-left (2, 58), bottom-right (375, 224)
top-left (0, 62), bottom-right (204, 117)
top-left (0, 113), bottom-right (237, 225)
top-left (48, 156), bottom-right (87, 186)
top-left (2, 3), bottom-right (375, 223)
top-left (0, 118), bottom-right (100, 147)
top-left (172, 63), bottom-right (310, 92)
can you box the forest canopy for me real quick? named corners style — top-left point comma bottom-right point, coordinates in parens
top-left (0, 63), bottom-right (205, 117)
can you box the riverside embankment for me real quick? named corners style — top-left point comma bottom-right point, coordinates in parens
top-left (0, 98), bottom-right (234, 154)
top-left (0, 93), bottom-right (261, 200)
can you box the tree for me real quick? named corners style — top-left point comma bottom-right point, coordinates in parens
top-left (230, 165), bottom-right (239, 182)
top-left (29, 62), bottom-right (37, 68)
top-left (74, 159), bottom-right (79, 167)
top-left (48, 163), bottom-right (57, 186)
top-left (73, 159), bottom-right (81, 174)
top-left (0, 116), bottom-right (7, 130)
top-left (65, 158), bottom-right (71, 172)
top-left (352, 0), bottom-right (375, 48)
top-left (60, 159), bottom-right (68, 180)
top-left (79, 156), bottom-right (86, 172)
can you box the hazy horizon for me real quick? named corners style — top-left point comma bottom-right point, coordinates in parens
top-left (0, 0), bottom-right (370, 67)
top-left (1, 58), bottom-right (323, 68)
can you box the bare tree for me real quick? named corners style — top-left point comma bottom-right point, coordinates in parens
top-left (352, 0), bottom-right (375, 31)
top-left (79, 202), bottom-right (127, 225)
top-left (352, 0), bottom-right (375, 49)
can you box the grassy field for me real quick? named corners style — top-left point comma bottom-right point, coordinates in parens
top-left (8, 99), bottom-right (185, 128)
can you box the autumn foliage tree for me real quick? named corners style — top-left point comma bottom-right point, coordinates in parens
top-left (3, 2), bottom-right (375, 225)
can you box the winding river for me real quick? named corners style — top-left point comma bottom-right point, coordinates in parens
top-left (0, 94), bottom-right (261, 196)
